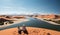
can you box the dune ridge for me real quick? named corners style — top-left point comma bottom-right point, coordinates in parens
top-left (0, 27), bottom-right (60, 35)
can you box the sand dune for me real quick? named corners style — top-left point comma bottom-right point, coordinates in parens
top-left (0, 27), bottom-right (60, 35)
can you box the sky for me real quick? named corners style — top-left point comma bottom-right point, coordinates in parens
top-left (0, 0), bottom-right (60, 15)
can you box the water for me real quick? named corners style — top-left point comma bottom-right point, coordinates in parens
top-left (0, 18), bottom-right (60, 31)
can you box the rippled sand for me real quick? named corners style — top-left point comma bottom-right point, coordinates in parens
top-left (0, 27), bottom-right (60, 35)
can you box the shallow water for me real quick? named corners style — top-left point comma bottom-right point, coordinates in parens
top-left (0, 18), bottom-right (60, 31)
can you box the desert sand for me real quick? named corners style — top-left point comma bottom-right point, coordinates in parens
top-left (0, 27), bottom-right (60, 35)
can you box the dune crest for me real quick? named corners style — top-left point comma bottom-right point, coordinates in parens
top-left (0, 27), bottom-right (60, 35)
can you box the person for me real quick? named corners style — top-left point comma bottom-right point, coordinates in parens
top-left (18, 26), bottom-right (21, 35)
top-left (17, 24), bottom-right (28, 35)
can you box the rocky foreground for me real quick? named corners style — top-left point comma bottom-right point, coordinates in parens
top-left (0, 27), bottom-right (60, 35)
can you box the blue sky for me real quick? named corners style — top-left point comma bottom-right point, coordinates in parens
top-left (0, 0), bottom-right (60, 15)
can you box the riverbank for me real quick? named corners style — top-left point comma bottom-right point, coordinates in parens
top-left (0, 27), bottom-right (60, 35)
top-left (36, 17), bottom-right (60, 25)
top-left (0, 19), bottom-right (29, 28)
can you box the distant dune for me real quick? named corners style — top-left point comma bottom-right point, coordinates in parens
top-left (0, 27), bottom-right (60, 35)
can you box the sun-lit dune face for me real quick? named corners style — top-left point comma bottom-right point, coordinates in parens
top-left (35, 14), bottom-right (60, 19)
top-left (12, 16), bottom-right (26, 19)
top-left (36, 14), bottom-right (56, 19)
top-left (0, 27), bottom-right (60, 35)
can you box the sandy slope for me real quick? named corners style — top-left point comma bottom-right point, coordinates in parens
top-left (0, 27), bottom-right (60, 35)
